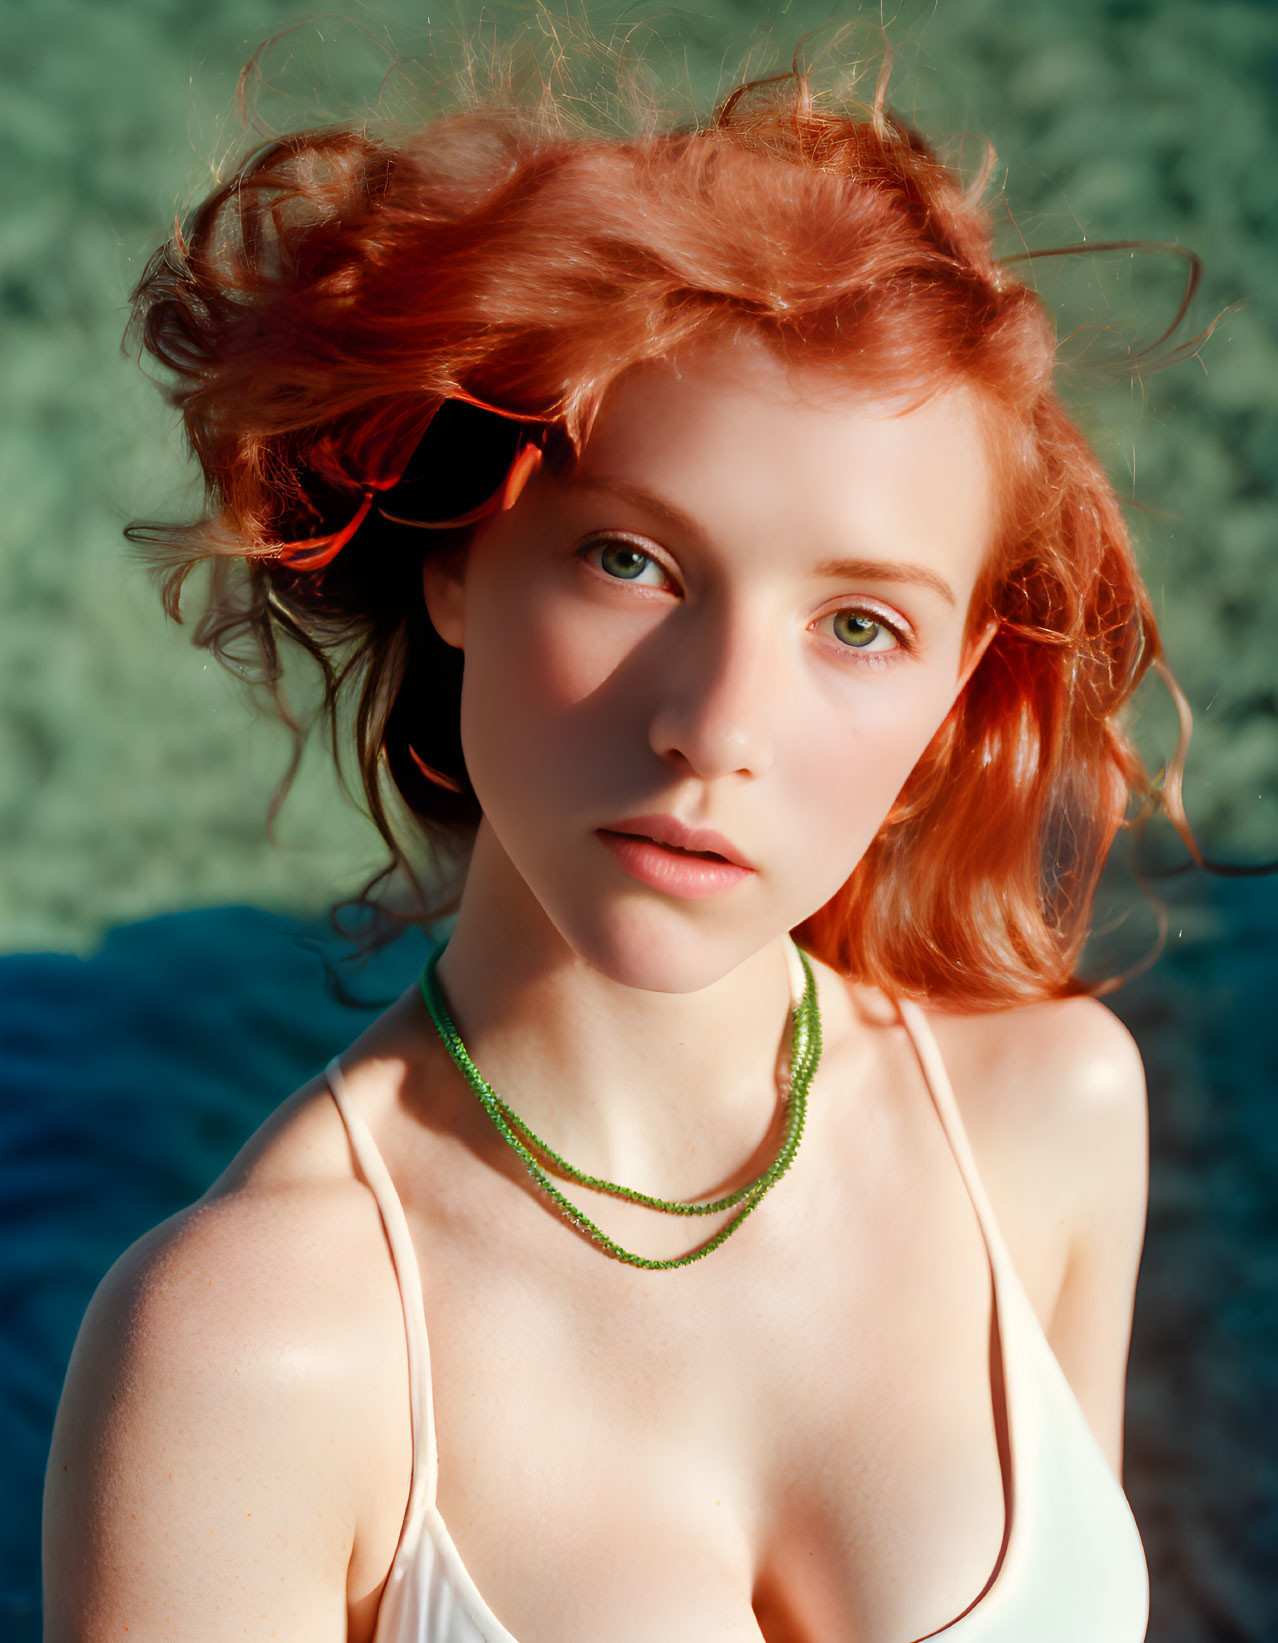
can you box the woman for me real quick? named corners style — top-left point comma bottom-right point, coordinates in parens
top-left (44, 43), bottom-right (1162, 1643)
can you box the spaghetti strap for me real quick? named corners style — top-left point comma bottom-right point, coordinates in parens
top-left (324, 1057), bottom-right (526, 1643)
top-left (895, 998), bottom-right (1018, 1284)
top-left (894, 996), bottom-right (1149, 1643)
top-left (326, 1058), bottom-right (439, 1521)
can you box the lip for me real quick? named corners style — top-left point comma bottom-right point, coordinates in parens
top-left (596, 830), bottom-right (755, 901)
top-left (599, 813), bottom-right (755, 870)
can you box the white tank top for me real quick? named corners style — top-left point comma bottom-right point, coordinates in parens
top-left (325, 992), bottom-right (1150, 1643)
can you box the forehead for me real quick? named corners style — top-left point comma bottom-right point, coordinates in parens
top-left (568, 344), bottom-right (994, 591)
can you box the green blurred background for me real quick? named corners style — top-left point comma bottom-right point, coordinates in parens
top-left (2, 1), bottom-right (1275, 1638)
top-left (2, 0), bottom-right (1275, 949)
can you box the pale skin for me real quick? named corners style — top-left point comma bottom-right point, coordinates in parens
top-left (43, 342), bottom-right (1149, 1643)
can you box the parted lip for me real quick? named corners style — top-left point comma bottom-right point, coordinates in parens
top-left (598, 814), bottom-right (755, 870)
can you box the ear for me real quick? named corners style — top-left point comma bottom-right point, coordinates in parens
top-left (954, 616), bottom-right (998, 697)
top-left (421, 548), bottom-right (467, 649)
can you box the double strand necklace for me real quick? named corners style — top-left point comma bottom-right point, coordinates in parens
top-left (417, 937), bottom-right (822, 1271)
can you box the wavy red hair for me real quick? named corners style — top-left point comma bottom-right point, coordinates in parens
top-left (127, 49), bottom-right (1179, 1008)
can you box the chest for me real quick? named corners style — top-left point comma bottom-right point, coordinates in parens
top-left (388, 1087), bottom-right (1039, 1643)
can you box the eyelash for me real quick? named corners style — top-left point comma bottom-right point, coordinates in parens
top-left (579, 535), bottom-right (675, 591)
top-left (815, 606), bottom-right (912, 662)
top-left (577, 535), bottom-right (914, 662)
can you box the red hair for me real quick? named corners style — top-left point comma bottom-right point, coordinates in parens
top-left (127, 48), bottom-right (1184, 1009)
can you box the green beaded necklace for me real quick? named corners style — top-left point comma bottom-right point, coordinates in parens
top-left (417, 938), bottom-right (823, 1272)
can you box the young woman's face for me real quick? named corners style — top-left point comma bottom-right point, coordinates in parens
top-left (424, 343), bottom-right (996, 991)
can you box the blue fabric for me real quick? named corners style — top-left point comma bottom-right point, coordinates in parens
top-left (0, 905), bottom-right (435, 1638)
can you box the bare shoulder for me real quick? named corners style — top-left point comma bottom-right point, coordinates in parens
top-left (69, 1073), bottom-right (405, 1409)
top-left (910, 993), bottom-right (1148, 1325)
top-left (923, 992), bottom-right (1147, 1189)
top-left (43, 1074), bottom-right (411, 1642)
top-left (909, 992), bottom-right (1149, 1467)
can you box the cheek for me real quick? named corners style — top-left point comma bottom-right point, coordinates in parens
top-left (456, 563), bottom-right (624, 807)
top-left (780, 666), bottom-right (963, 882)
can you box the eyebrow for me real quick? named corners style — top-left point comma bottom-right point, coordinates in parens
top-left (811, 557), bottom-right (956, 608)
top-left (565, 473), bottom-right (957, 608)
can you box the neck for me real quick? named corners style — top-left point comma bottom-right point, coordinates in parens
top-left (429, 823), bottom-right (799, 1199)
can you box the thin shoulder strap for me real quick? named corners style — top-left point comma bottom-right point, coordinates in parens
top-left (325, 1057), bottom-right (439, 1519)
top-left (895, 999), bottom-right (1016, 1282)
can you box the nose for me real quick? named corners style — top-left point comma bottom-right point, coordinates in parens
top-left (646, 599), bottom-right (777, 781)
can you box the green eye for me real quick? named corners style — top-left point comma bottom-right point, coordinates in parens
top-left (599, 542), bottom-right (653, 580)
top-left (832, 612), bottom-right (889, 649)
top-left (583, 537), bottom-right (673, 591)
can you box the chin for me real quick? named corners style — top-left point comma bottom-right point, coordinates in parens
top-left (547, 896), bottom-right (780, 996)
